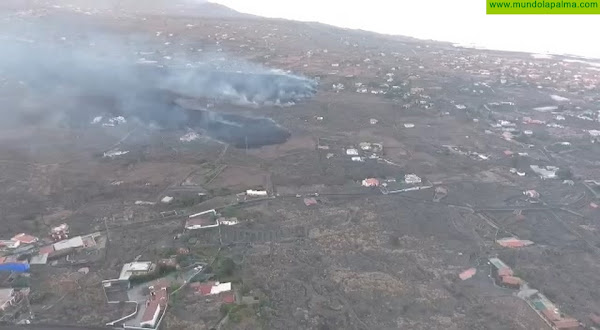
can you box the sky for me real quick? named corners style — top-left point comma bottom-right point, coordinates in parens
top-left (210, 0), bottom-right (600, 58)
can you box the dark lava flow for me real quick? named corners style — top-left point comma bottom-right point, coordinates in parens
top-left (75, 90), bottom-right (291, 148)
top-left (125, 90), bottom-right (292, 148)
top-left (185, 107), bottom-right (290, 148)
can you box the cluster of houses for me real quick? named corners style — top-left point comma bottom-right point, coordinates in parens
top-left (344, 142), bottom-right (384, 163)
top-left (0, 233), bottom-right (39, 251)
top-left (1, 224), bottom-right (86, 267)
top-left (102, 208), bottom-right (244, 330)
top-left (488, 257), bottom-right (580, 329)
top-left (0, 223), bottom-right (103, 317)
top-left (99, 208), bottom-right (244, 328)
top-left (1, 224), bottom-right (103, 272)
top-left (489, 257), bottom-right (524, 289)
top-left (359, 174), bottom-right (433, 195)
top-left (361, 174), bottom-right (423, 188)
top-left (103, 261), bottom-right (167, 330)
top-left (103, 257), bottom-right (235, 330)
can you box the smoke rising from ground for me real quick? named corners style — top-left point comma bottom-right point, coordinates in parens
top-left (0, 19), bottom-right (316, 136)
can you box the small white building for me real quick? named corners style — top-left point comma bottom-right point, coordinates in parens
top-left (523, 190), bottom-right (540, 199)
top-left (53, 236), bottom-right (84, 251)
top-left (161, 196), bottom-right (174, 204)
top-left (530, 165), bottom-right (558, 179)
top-left (210, 282), bottom-right (232, 295)
top-left (119, 262), bottom-right (154, 281)
top-left (219, 218), bottom-right (239, 226)
top-left (246, 190), bottom-right (268, 197)
top-left (405, 174), bottom-right (422, 184)
top-left (346, 148), bottom-right (359, 156)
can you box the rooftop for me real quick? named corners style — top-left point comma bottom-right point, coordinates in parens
top-left (192, 281), bottom-right (215, 296)
top-left (39, 245), bottom-right (55, 255)
top-left (222, 292), bottom-right (236, 304)
top-left (140, 285), bottom-right (168, 328)
top-left (496, 237), bottom-right (534, 248)
top-left (542, 308), bottom-right (561, 321)
top-left (51, 223), bottom-right (69, 233)
top-left (303, 197), bottom-right (318, 206)
top-left (191, 281), bottom-right (232, 296)
top-left (459, 268), bottom-right (477, 280)
top-left (119, 261), bottom-right (154, 280)
top-left (489, 257), bottom-right (510, 270)
top-left (553, 318), bottom-right (580, 329)
top-left (53, 236), bottom-right (84, 251)
top-left (362, 178), bottom-right (380, 187)
top-left (501, 276), bottom-right (523, 286)
top-left (530, 165), bottom-right (558, 179)
top-left (211, 282), bottom-right (232, 295)
top-left (11, 233), bottom-right (38, 244)
top-left (0, 240), bottom-right (20, 249)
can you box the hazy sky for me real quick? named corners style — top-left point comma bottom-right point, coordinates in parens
top-left (210, 0), bottom-right (600, 58)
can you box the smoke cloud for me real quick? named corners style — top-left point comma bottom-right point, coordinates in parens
top-left (0, 17), bottom-right (317, 142)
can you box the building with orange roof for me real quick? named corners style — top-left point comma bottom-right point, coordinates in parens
top-left (139, 284), bottom-right (168, 329)
top-left (361, 178), bottom-right (380, 187)
top-left (459, 268), bottom-right (477, 280)
top-left (496, 237), bottom-right (534, 248)
top-left (553, 318), bottom-right (580, 330)
top-left (221, 292), bottom-right (236, 304)
top-left (542, 308), bottom-right (561, 321)
top-left (11, 233), bottom-right (38, 245)
top-left (500, 276), bottom-right (523, 289)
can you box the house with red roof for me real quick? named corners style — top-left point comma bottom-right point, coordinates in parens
top-left (192, 281), bottom-right (216, 296)
top-left (191, 281), bottom-right (231, 294)
top-left (11, 233), bottom-right (38, 245)
top-left (553, 318), bottom-right (580, 330)
top-left (459, 268), bottom-right (476, 280)
top-left (500, 276), bottom-right (523, 289)
top-left (139, 285), bottom-right (168, 329)
top-left (38, 245), bottom-right (55, 255)
top-left (361, 178), bottom-right (380, 187)
top-left (221, 292), bottom-right (236, 304)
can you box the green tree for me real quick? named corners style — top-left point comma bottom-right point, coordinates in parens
top-left (556, 168), bottom-right (573, 180)
top-left (217, 257), bottom-right (236, 278)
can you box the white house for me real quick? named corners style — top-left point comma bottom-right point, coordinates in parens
top-left (246, 190), bottom-right (268, 197)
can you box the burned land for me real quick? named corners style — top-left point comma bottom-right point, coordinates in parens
top-left (1, 1), bottom-right (600, 330)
